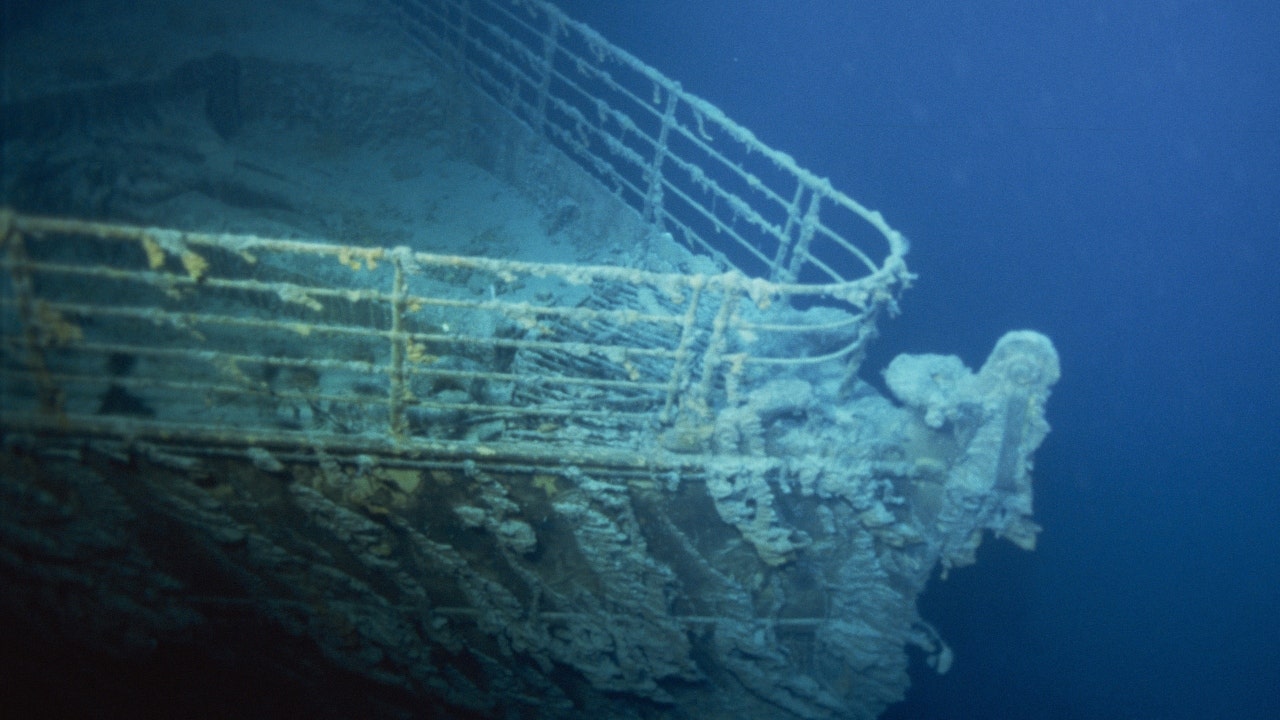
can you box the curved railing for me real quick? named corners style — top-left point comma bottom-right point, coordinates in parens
top-left (387, 0), bottom-right (910, 307)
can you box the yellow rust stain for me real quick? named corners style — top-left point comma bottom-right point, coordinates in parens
top-left (532, 474), bottom-right (558, 496)
top-left (142, 236), bottom-right (166, 269)
top-left (337, 247), bottom-right (384, 272)
top-left (379, 468), bottom-right (422, 494)
top-left (181, 250), bottom-right (209, 281)
top-left (34, 303), bottom-right (83, 346)
top-left (406, 342), bottom-right (438, 365)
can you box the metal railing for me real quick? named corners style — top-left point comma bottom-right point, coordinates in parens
top-left (0, 210), bottom-right (880, 467)
top-left (1, 2), bottom-right (913, 469)
top-left (387, 0), bottom-right (909, 304)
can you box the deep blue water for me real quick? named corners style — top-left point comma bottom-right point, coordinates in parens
top-left (559, 1), bottom-right (1280, 718)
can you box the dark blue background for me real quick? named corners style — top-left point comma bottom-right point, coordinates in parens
top-left (559, 2), bottom-right (1280, 717)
